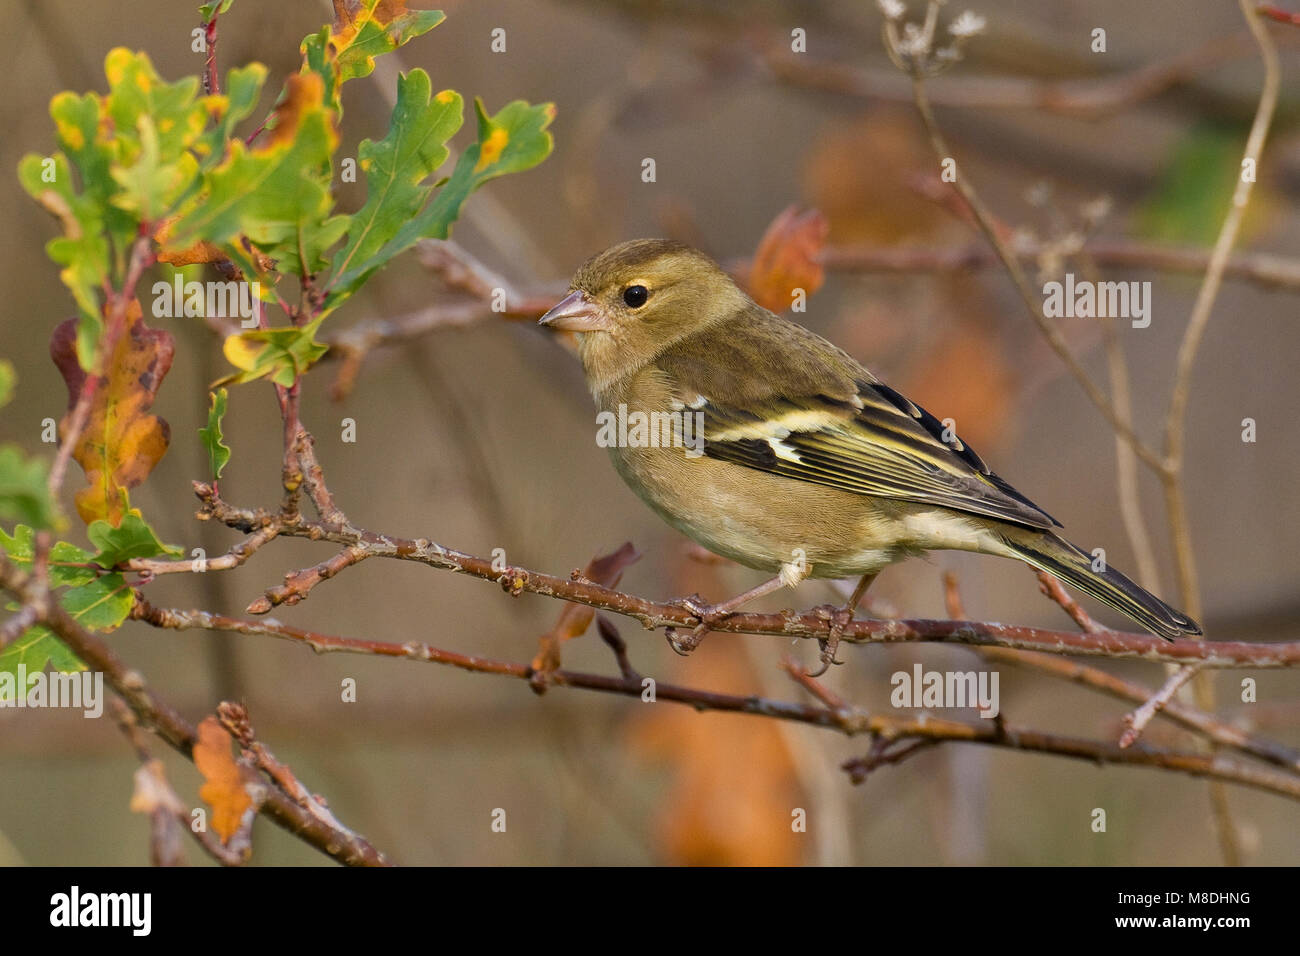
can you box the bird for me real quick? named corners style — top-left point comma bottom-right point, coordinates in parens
top-left (539, 238), bottom-right (1200, 670)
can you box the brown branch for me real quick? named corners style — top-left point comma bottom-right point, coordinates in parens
top-left (193, 482), bottom-right (1300, 667)
top-left (1162, 0), bottom-right (1282, 624)
top-left (131, 600), bottom-right (1300, 803)
top-left (1035, 571), bottom-right (1102, 633)
top-left (294, 429), bottom-right (347, 525)
top-left (216, 701), bottom-right (358, 837)
top-left (246, 542), bottom-right (366, 614)
top-left (983, 643), bottom-right (1300, 772)
top-left (0, 556), bottom-right (391, 866)
top-left (201, 9), bottom-right (219, 96)
top-left (133, 597), bottom-right (843, 728)
top-left (1, 601), bottom-right (42, 650)
top-left (596, 615), bottom-right (642, 681)
top-left (837, 712), bottom-right (1300, 799)
top-left (126, 524), bottom-right (280, 578)
top-left (1159, 0), bottom-right (1282, 868)
top-left (1121, 663), bottom-right (1206, 749)
top-left (946, 573), bottom-right (1300, 772)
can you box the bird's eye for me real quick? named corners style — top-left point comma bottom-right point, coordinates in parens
top-left (622, 284), bottom-right (649, 308)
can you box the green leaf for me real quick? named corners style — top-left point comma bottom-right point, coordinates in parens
top-left (0, 628), bottom-right (85, 677)
top-left (49, 90), bottom-right (137, 263)
top-left (328, 70), bottom-right (463, 298)
top-left (18, 151), bottom-right (110, 364)
top-left (328, 97), bottom-right (554, 303)
top-left (300, 2), bottom-right (446, 116)
top-left (0, 526), bottom-right (99, 589)
top-left (219, 316), bottom-right (329, 386)
top-left (87, 510), bottom-right (181, 567)
top-left (103, 49), bottom-right (207, 167)
top-left (196, 63), bottom-right (269, 162)
top-left (200, 0), bottom-right (235, 20)
top-left (0, 525), bottom-right (134, 674)
top-left (163, 72), bottom-right (344, 276)
top-left (333, 6), bottom-right (445, 85)
top-left (110, 115), bottom-right (199, 221)
top-left (0, 447), bottom-right (55, 530)
top-left (198, 388), bottom-right (231, 479)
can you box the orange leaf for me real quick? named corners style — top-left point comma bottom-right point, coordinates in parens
top-left (531, 542), bottom-right (640, 674)
top-left (193, 716), bottom-right (254, 845)
top-left (746, 205), bottom-right (828, 313)
top-left (51, 300), bottom-right (174, 525)
top-left (153, 216), bottom-right (226, 266)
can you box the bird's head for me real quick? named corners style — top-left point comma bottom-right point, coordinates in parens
top-left (539, 239), bottom-right (749, 392)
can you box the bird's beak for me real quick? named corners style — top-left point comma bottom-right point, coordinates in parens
top-left (538, 290), bottom-right (614, 332)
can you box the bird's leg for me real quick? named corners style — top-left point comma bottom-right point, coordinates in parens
top-left (807, 571), bottom-right (878, 678)
top-left (666, 559), bottom-right (810, 656)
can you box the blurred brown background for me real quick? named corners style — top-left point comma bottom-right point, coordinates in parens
top-left (1, 0), bottom-right (1298, 865)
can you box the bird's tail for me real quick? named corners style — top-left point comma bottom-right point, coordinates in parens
top-left (1000, 530), bottom-right (1201, 640)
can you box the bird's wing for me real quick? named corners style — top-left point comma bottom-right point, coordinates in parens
top-left (656, 313), bottom-right (1061, 531)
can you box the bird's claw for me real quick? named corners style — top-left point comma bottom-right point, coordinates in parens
top-left (665, 594), bottom-right (728, 656)
top-left (665, 623), bottom-right (710, 656)
top-left (805, 633), bottom-right (845, 678)
top-left (805, 603), bottom-right (854, 677)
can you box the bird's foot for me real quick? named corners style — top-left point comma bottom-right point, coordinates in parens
top-left (665, 594), bottom-right (729, 656)
top-left (805, 602), bottom-right (855, 677)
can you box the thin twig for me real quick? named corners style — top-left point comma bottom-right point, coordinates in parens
top-left (907, 73), bottom-right (1165, 472)
top-left (1121, 663), bottom-right (1206, 749)
top-left (1035, 571), bottom-right (1102, 633)
top-left (1159, 0), bottom-right (1282, 867)
top-left (127, 524), bottom-right (280, 578)
top-left (245, 543), bottom-right (367, 614)
top-left (216, 701), bottom-right (358, 836)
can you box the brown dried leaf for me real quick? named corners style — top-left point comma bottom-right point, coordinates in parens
top-left (531, 542), bottom-right (640, 675)
top-left (129, 758), bottom-right (186, 816)
top-left (746, 205), bottom-right (828, 313)
top-left (50, 300), bottom-right (174, 525)
top-left (194, 715), bottom-right (254, 845)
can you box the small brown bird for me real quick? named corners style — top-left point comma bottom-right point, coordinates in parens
top-left (540, 239), bottom-right (1200, 666)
